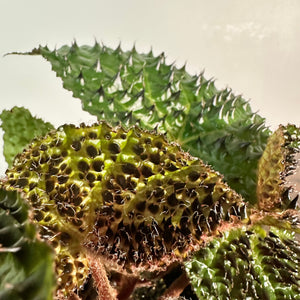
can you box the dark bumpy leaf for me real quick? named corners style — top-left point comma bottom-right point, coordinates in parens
top-left (0, 187), bottom-right (55, 300)
top-left (257, 124), bottom-right (300, 211)
top-left (186, 226), bottom-right (300, 300)
top-left (22, 43), bottom-right (270, 203)
top-left (5, 122), bottom-right (246, 297)
top-left (0, 106), bottom-right (54, 167)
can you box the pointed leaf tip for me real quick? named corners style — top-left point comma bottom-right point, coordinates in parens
top-left (24, 42), bottom-right (270, 203)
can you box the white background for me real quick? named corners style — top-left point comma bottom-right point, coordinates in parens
top-left (0, 0), bottom-right (299, 175)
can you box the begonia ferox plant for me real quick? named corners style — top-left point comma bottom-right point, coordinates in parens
top-left (0, 42), bottom-right (299, 300)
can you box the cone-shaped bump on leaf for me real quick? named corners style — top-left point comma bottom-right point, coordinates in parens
top-left (257, 124), bottom-right (300, 211)
top-left (186, 225), bottom-right (300, 300)
top-left (5, 122), bottom-right (246, 296)
top-left (22, 43), bottom-right (270, 204)
top-left (0, 106), bottom-right (54, 167)
top-left (0, 187), bottom-right (55, 300)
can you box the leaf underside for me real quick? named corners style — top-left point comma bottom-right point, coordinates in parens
top-left (23, 43), bottom-right (270, 204)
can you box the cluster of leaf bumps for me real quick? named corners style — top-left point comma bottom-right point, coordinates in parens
top-left (0, 42), bottom-right (300, 300)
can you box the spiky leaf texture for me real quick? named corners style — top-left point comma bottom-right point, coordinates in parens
top-left (186, 225), bottom-right (300, 300)
top-left (21, 43), bottom-right (270, 203)
top-left (5, 122), bottom-right (246, 297)
top-left (0, 187), bottom-right (55, 300)
top-left (257, 124), bottom-right (300, 211)
top-left (0, 106), bottom-right (54, 167)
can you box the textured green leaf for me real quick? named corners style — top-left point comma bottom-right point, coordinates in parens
top-left (0, 187), bottom-right (55, 300)
top-left (0, 106), bottom-right (54, 167)
top-left (22, 43), bottom-right (270, 203)
top-left (5, 121), bottom-right (246, 297)
top-left (186, 226), bottom-right (300, 300)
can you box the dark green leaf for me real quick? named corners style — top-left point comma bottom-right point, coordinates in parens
top-left (0, 188), bottom-right (55, 300)
top-left (186, 226), bottom-right (300, 300)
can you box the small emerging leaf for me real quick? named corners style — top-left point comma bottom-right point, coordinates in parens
top-left (257, 124), bottom-right (300, 211)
